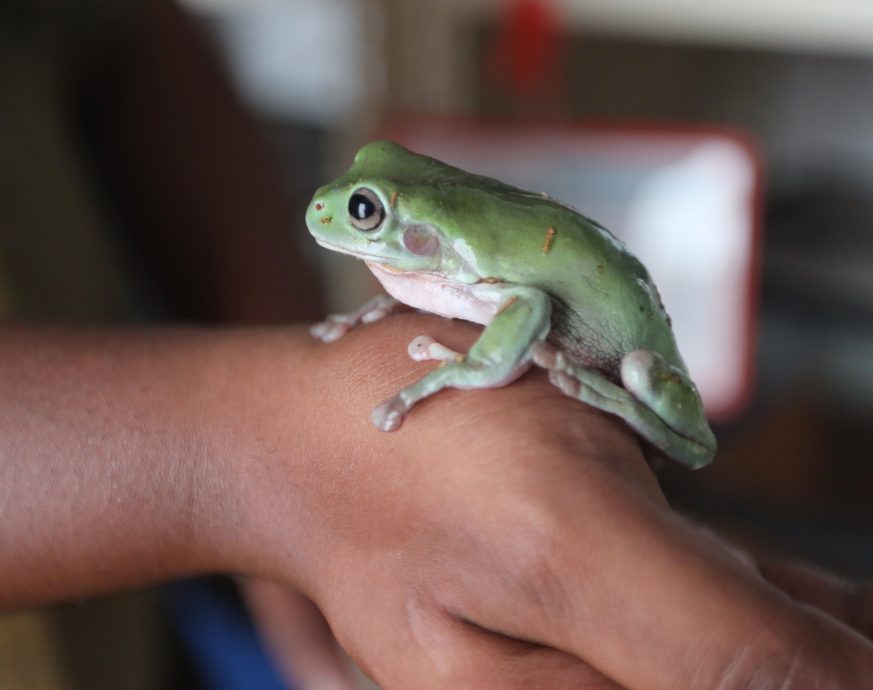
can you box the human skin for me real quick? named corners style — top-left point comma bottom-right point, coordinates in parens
top-left (0, 316), bottom-right (871, 689)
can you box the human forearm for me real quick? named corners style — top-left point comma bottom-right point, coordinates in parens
top-left (0, 327), bottom-right (273, 607)
top-left (0, 319), bottom-right (471, 609)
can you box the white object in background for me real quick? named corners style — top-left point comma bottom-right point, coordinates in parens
top-left (198, 0), bottom-right (379, 126)
top-left (624, 141), bottom-right (754, 414)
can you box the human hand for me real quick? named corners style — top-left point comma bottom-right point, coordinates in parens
top-left (215, 313), bottom-right (873, 689)
top-left (241, 539), bottom-right (873, 690)
top-left (243, 563), bottom-right (873, 690)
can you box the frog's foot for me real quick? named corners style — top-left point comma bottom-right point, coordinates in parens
top-left (407, 335), bottom-right (464, 363)
top-left (619, 349), bottom-right (716, 464)
top-left (371, 353), bottom-right (533, 432)
top-left (371, 395), bottom-right (409, 432)
top-left (531, 341), bottom-right (567, 371)
top-left (532, 344), bottom-right (716, 469)
top-left (310, 295), bottom-right (402, 343)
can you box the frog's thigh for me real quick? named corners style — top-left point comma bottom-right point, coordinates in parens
top-left (372, 287), bottom-right (551, 432)
top-left (535, 347), bottom-right (714, 468)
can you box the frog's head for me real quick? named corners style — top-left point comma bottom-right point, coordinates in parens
top-left (306, 141), bottom-right (480, 282)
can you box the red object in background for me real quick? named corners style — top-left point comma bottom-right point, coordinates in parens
top-left (485, 0), bottom-right (566, 112)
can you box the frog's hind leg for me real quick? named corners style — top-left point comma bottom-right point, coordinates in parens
top-left (620, 349), bottom-right (717, 465)
top-left (532, 344), bottom-right (716, 468)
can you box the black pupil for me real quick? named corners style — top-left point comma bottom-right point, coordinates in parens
top-left (350, 194), bottom-right (375, 220)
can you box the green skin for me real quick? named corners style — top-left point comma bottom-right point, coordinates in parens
top-left (306, 141), bottom-right (716, 468)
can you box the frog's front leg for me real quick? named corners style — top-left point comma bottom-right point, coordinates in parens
top-left (310, 295), bottom-right (403, 343)
top-left (372, 286), bottom-right (551, 432)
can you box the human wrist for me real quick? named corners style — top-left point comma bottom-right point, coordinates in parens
top-left (194, 327), bottom-right (340, 587)
top-left (203, 317), bottom-right (491, 589)
top-left (208, 316), bottom-right (642, 590)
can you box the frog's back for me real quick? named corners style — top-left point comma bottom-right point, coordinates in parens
top-left (358, 142), bottom-right (686, 374)
top-left (473, 198), bottom-right (687, 377)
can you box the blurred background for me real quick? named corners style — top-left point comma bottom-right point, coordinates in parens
top-left (1, 0), bottom-right (871, 688)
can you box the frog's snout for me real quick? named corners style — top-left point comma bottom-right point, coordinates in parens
top-left (306, 197), bottom-right (330, 232)
top-left (307, 197), bottom-right (325, 216)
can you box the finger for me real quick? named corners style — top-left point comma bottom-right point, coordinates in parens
top-left (759, 559), bottom-right (873, 640)
top-left (438, 620), bottom-right (626, 690)
top-left (441, 429), bottom-right (873, 690)
top-left (241, 579), bottom-right (358, 690)
top-left (385, 597), bottom-right (627, 690)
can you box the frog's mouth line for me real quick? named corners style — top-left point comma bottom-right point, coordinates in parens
top-left (315, 237), bottom-right (482, 284)
top-left (313, 237), bottom-right (392, 264)
top-left (367, 262), bottom-right (404, 274)
top-left (366, 261), bottom-right (450, 280)
top-left (314, 237), bottom-right (443, 277)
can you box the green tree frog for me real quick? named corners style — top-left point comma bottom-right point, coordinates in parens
top-left (306, 141), bottom-right (716, 468)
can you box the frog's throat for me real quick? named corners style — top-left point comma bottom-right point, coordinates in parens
top-left (365, 262), bottom-right (501, 326)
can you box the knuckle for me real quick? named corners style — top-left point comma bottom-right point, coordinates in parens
top-left (699, 610), bottom-right (865, 690)
top-left (704, 639), bottom-right (804, 690)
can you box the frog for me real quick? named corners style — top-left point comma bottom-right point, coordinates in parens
top-left (306, 140), bottom-right (716, 468)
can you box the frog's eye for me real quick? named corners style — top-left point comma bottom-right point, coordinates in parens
top-left (348, 188), bottom-right (385, 232)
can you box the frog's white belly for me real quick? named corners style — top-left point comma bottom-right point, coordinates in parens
top-left (367, 262), bottom-right (500, 325)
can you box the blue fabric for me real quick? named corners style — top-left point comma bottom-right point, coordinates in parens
top-left (164, 579), bottom-right (294, 690)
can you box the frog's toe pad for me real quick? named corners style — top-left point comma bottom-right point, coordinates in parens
top-left (310, 317), bottom-right (351, 343)
top-left (408, 335), bottom-right (437, 361)
top-left (371, 396), bottom-right (408, 432)
top-left (407, 336), bottom-right (461, 363)
top-left (549, 369), bottom-right (582, 398)
top-left (360, 305), bottom-right (391, 324)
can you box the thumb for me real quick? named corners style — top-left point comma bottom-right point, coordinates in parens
top-left (241, 579), bottom-right (360, 690)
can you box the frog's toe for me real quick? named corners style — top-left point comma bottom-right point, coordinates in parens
top-left (371, 396), bottom-right (409, 432)
top-left (360, 304), bottom-right (392, 324)
top-left (532, 341), bottom-right (564, 370)
top-left (310, 316), bottom-right (350, 343)
top-left (360, 312), bottom-right (382, 324)
top-left (407, 336), bottom-right (462, 363)
top-left (548, 369), bottom-right (582, 397)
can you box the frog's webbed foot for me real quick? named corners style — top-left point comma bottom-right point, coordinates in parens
top-left (532, 343), bottom-right (716, 468)
top-left (372, 286), bottom-right (552, 432)
top-left (310, 295), bottom-right (402, 343)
